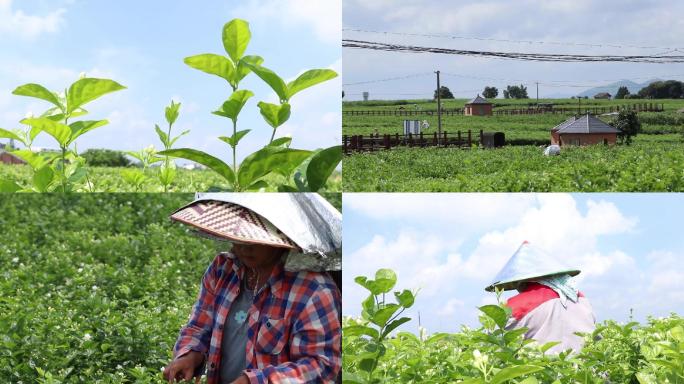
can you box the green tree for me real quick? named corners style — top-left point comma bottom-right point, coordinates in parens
top-left (611, 110), bottom-right (641, 145)
top-left (434, 86), bottom-right (454, 99)
top-left (638, 80), bottom-right (684, 99)
top-left (615, 86), bottom-right (630, 99)
top-left (503, 84), bottom-right (528, 99)
top-left (81, 149), bottom-right (131, 167)
top-left (482, 86), bottom-right (498, 98)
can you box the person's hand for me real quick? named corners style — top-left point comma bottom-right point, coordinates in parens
top-left (162, 351), bottom-right (204, 383)
top-left (230, 373), bottom-right (250, 384)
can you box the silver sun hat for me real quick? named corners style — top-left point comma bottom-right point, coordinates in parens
top-left (171, 193), bottom-right (341, 272)
top-left (485, 241), bottom-right (581, 292)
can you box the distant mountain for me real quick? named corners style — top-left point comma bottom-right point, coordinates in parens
top-left (577, 79), bottom-right (661, 98)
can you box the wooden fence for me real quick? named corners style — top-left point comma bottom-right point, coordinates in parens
top-left (343, 130), bottom-right (480, 154)
top-left (343, 102), bottom-right (664, 116)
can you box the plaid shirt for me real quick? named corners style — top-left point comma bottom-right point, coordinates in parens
top-left (173, 252), bottom-right (341, 384)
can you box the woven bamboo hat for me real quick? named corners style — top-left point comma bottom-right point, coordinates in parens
top-left (485, 241), bottom-right (580, 292)
top-left (170, 200), bottom-right (299, 250)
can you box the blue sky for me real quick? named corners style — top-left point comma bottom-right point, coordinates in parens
top-left (343, 193), bottom-right (684, 335)
top-left (0, 0), bottom-right (341, 162)
top-left (342, 0), bottom-right (684, 100)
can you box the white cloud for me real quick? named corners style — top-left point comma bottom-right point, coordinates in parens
top-left (343, 194), bottom-right (648, 332)
top-left (231, 0), bottom-right (341, 44)
top-left (0, 0), bottom-right (67, 40)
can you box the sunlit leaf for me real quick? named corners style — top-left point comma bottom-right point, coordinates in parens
top-left (21, 118), bottom-right (71, 147)
top-left (184, 53), bottom-right (236, 85)
top-left (237, 146), bottom-right (310, 189)
top-left (235, 55), bottom-right (263, 84)
top-left (68, 120), bottom-right (108, 144)
top-left (158, 148), bottom-right (234, 184)
top-left (287, 69), bottom-right (338, 99)
top-left (218, 129), bottom-right (251, 148)
top-left (212, 90), bottom-right (254, 122)
top-left (67, 78), bottom-right (126, 114)
top-left (222, 19), bottom-right (250, 63)
top-left (12, 83), bottom-right (63, 108)
top-left (165, 100), bottom-right (181, 126)
top-left (243, 63), bottom-right (288, 102)
top-left (257, 102), bottom-right (290, 129)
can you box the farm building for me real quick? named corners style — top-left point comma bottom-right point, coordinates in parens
top-left (551, 114), bottom-right (620, 146)
top-left (464, 94), bottom-right (493, 116)
top-left (594, 92), bottom-right (612, 99)
top-left (0, 144), bottom-right (26, 165)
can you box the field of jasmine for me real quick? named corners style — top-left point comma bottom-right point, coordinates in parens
top-left (343, 269), bottom-right (684, 384)
top-left (342, 98), bottom-right (684, 192)
top-left (0, 193), bottom-right (340, 383)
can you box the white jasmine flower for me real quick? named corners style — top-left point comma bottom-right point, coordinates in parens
top-left (77, 268), bottom-right (83, 273)
top-left (79, 72), bottom-right (86, 79)
top-left (84, 333), bottom-right (92, 341)
top-left (11, 257), bottom-right (19, 263)
top-left (91, 285), bottom-right (98, 291)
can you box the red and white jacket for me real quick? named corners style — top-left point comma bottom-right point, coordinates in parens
top-left (505, 283), bottom-right (595, 354)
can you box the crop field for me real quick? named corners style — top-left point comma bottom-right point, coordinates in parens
top-left (0, 193), bottom-right (340, 383)
top-left (343, 269), bottom-right (684, 384)
top-left (342, 98), bottom-right (684, 191)
top-left (0, 165), bottom-right (341, 193)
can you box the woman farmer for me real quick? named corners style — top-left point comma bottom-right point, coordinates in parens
top-left (485, 241), bottom-right (595, 354)
top-left (163, 193), bottom-right (341, 383)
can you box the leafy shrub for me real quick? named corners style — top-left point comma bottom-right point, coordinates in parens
top-left (81, 148), bottom-right (131, 167)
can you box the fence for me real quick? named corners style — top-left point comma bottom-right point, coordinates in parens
top-left (342, 102), bottom-right (665, 116)
top-left (343, 130), bottom-right (481, 154)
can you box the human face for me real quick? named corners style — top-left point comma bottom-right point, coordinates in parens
top-left (230, 242), bottom-right (285, 270)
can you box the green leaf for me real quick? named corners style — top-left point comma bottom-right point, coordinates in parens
top-left (343, 325), bottom-right (379, 339)
top-left (243, 63), bottom-right (288, 102)
top-left (184, 53), bottom-right (236, 85)
top-left (0, 179), bottom-right (22, 193)
top-left (0, 128), bottom-right (23, 143)
top-left (267, 136), bottom-right (292, 148)
top-left (222, 19), bottom-right (251, 63)
top-left (10, 149), bottom-right (48, 170)
top-left (159, 164), bottom-right (176, 186)
top-left (218, 129), bottom-right (251, 148)
top-left (155, 124), bottom-right (169, 147)
top-left (158, 148), bottom-right (234, 184)
top-left (539, 341), bottom-right (561, 353)
top-left (370, 304), bottom-right (400, 327)
top-left (490, 365), bottom-right (543, 384)
top-left (287, 69), bottom-right (338, 99)
top-left (479, 305), bottom-right (509, 330)
top-left (341, 372), bottom-right (366, 384)
top-left (212, 90), bottom-right (254, 122)
top-left (12, 83), bottom-right (62, 108)
top-left (236, 55), bottom-right (263, 84)
top-left (257, 102), bottom-right (291, 129)
top-left (374, 269), bottom-right (397, 294)
top-left (68, 120), bottom-right (108, 144)
top-left (169, 130), bottom-right (190, 147)
top-left (32, 166), bottom-right (54, 192)
top-left (121, 168), bottom-right (146, 186)
top-left (518, 378), bottom-right (539, 384)
top-left (381, 317), bottom-right (411, 339)
top-left (245, 179), bottom-right (269, 191)
top-left (237, 146), bottom-right (311, 190)
top-left (67, 78), bottom-right (126, 114)
top-left (394, 289), bottom-right (415, 308)
top-left (165, 100), bottom-right (181, 126)
top-left (504, 327), bottom-right (528, 345)
top-left (21, 118), bottom-right (71, 147)
top-left (304, 145), bottom-right (342, 191)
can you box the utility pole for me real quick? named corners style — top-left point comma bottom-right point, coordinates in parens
top-left (536, 82), bottom-right (539, 104)
top-left (435, 70), bottom-right (442, 145)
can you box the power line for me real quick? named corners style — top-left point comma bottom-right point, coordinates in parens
top-left (342, 39), bottom-right (684, 63)
top-left (342, 72), bottom-right (432, 86)
top-left (343, 28), bottom-right (684, 51)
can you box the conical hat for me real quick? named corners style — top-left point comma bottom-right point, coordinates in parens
top-left (485, 241), bottom-right (580, 292)
top-left (170, 200), bottom-right (298, 250)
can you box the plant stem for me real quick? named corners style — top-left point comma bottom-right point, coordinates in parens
top-left (269, 128), bottom-right (276, 143)
top-left (232, 119), bottom-right (238, 183)
top-left (164, 122), bottom-right (173, 193)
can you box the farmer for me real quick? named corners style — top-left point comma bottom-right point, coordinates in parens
top-left (162, 194), bottom-right (342, 384)
top-left (485, 241), bottom-right (596, 354)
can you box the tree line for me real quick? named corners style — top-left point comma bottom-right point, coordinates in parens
top-left (433, 80), bottom-right (684, 100)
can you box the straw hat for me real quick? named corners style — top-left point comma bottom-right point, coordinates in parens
top-left (485, 241), bottom-right (580, 292)
top-left (170, 200), bottom-right (298, 250)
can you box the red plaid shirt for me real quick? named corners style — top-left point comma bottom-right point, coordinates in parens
top-left (173, 252), bottom-right (341, 383)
